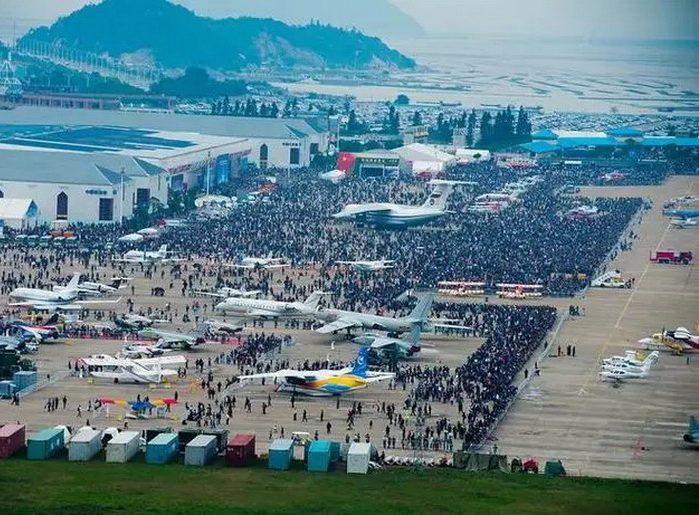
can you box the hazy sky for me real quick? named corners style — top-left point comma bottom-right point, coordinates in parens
top-left (0, 0), bottom-right (696, 43)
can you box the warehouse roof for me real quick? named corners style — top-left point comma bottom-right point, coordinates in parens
top-left (0, 106), bottom-right (321, 141)
top-left (0, 151), bottom-right (165, 186)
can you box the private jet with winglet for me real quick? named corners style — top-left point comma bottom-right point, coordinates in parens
top-left (332, 180), bottom-right (476, 228)
top-left (236, 346), bottom-right (394, 396)
top-left (8, 273), bottom-right (122, 312)
top-left (215, 291), bottom-right (327, 319)
top-left (335, 259), bottom-right (396, 272)
top-left (352, 323), bottom-right (424, 362)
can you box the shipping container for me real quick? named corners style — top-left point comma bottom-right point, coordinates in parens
top-left (178, 428), bottom-right (202, 453)
top-left (27, 427), bottom-right (64, 460)
top-left (307, 440), bottom-right (332, 472)
top-left (145, 427), bottom-right (172, 443)
top-left (106, 431), bottom-right (140, 463)
top-left (268, 439), bottom-right (294, 470)
top-left (146, 432), bottom-right (179, 464)
top-left (68, 428), bottom-right (102, 461)
top-left (12, 371), bottom-right (37, 391)
top-left (0, 424), bottom-right (25, 458)
top-left (184, 434), bottom-right (217, 466)
top-left (201, 428), bottom-right (229, 454)
top-left (225, 434), bottom-right (256, 467)
top-left (0, 381), bottom-right (16, 399)
top-left (347, 442), bottom-right (371, 474)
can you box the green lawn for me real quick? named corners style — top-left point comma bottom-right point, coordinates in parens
top-left (0, 457), bottom-right (697, 515)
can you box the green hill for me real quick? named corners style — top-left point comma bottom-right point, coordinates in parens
top-left (20, 0), bottom-right (415, 71)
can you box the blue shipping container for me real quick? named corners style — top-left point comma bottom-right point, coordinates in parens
top-left (307, 440), bottom-right (331, 472)
top-left (268, 439), bottom-right (294, 470)
top-left (27, 428), bottom-right (64, 460)
top-left (146, 433), bottom-right (179, 464)
top-left (13, 371), bottom-right (37, 391)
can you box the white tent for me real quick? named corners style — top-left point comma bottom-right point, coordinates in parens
top-left (455, 149), bottom-right (491, 164)
top-left (0, 198), bottom-right (39, 229)
top-left (392, 143), bottom-right (457, 176)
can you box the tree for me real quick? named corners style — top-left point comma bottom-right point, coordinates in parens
top-left (270, 102), bottom-right (280, 118)
top-left (395, 94), bottom-right (410, 105)
top-left (466, 109), bottom-right (476, 147)
top-left (479, 112), bottom-right (493, 146)
top-left (411, 110), bottom-right (423, 127)
top-left (516, 106), bottom-right (532, 140)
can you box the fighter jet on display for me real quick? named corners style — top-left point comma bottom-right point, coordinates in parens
top-left (136, 328), bottom-right (207, 350)
top-left (215, 291), bottom-right (327, 319)
top-left (8, 273), bottom-right (122, 311)
top-left (114, 314), bottom-right (161, 332)
top-left (352, 323), bottom-right (423, 362)
top-left (332, 180), bottom-right (475, 228)
top-left (315, 293), bottom-right (437, 335)
top-left (200, 320), bottom-right (244, 335)
top-left (236, 347), bottom-right (394, 396)
top-left (335, 259), bottom-right (396, 272)
top-left (683, 417), bottom-right (699, 445)
top-left (119, 343), bottom-right (172, 359)
top-left (223, 255), bottom-right (288, 270)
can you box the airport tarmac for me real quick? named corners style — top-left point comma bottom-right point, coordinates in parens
top-left (1, 176), bottom-right (697, 481)
top-left (494, 175), bottom-right (699, 483)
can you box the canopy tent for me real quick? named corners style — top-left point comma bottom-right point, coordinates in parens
top-left (0, 198), bottom-right (39, 230)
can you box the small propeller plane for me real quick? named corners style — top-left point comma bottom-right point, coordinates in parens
top-left (335, 259), bottom-right (396, 272)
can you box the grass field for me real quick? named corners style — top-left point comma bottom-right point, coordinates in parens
top-left (1, 457), bottom-right (698, 515)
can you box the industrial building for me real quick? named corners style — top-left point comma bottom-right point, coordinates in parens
top-left (0, 106), bottom-right (329, 169)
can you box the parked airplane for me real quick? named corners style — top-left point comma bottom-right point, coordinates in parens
top-left (335, 259), bottom-right (396, 272)
top-left (114, 245), bottom-right (180, 264)
top-left (10, 313), bottom-right (61, 342)
top-left (638, 327), bottom-right (699, 353)
top-left (236, 347), bottom-right (394, 396)
top-left (194, 287), bottom-right (262, 299)
top-left (600, 355), bottom-right (656, 374)
top-left (0, 334), bottom-right (36, 354)
top-left (352, 324), bottom-right (423, 362)
top-left (599, 363), bottom-right (651, 382)
top-left (665, 208), bottom-right (699, 219)
top-left (683, 417), bottom-right (699, 444)
top-left (114, 314), bottom-right (160, 332)
top-left (200, 319), bottom-right (244, 335)
top-left (54, 276), bottom-right (128, 296)
top-left (215, 291), bottom-right (327, 319)
top-left (119, 343), bottom-right (171, 359)
top-left (81, 355), bottom-right (182, 384)
top-left (8, 273), bottom-right (122, 311)
top-left (315, 294), bottom-right (435, 335)
top-left (603, 350), bottom-right (659, 368)
top-left (670, 217), bottom-right (698, 229)
top-left (118, 233), bottom-right (145, 243)
top-left (332, 180), bottom-right (475, 228)
top-left (224, 256), bottom-right (288, 269)
top-left (136, 328), bottom-right (207, 350)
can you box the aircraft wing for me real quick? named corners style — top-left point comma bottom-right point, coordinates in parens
top-left (137, 355), bottom-right (187, 367)
top-left (363, 372), bottom-right (396, 383)
top-left (370, 340), bottom-right (399, 350)
top-left (334, 206), bottom-right (392, 219)
top-left (238, 369), bottom-right (312, 381)
top-left (8, 302), bottom-right (84, 312)
top-left (315, 318), bottom-right (361, 334)
top-left (78, 297), bottom-right (123, 305)
top-left (193, 291), bottom-right (226, 299)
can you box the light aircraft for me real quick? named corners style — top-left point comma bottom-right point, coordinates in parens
top-left (224, 255), bottom-right (288, 269)
top-left (335, 259), bottom-right (396, 272)
top-left (319, 169), bottom-right (347, 184)
top-left (352, 324), bottom-right (423, 362)
top-left (236, 347), bottom-right (394, 396)
top-left (683, 417), bottom-right (699, 444)
top-left (599, 362), bottom-right (651, 382)
top-left (670, 217), bottom-right (698, 229)
top-left (81, 355), bottom-right (182, 384)
top-left (215, 291), bottom-right (327, 319)
top-left (603, 350), bottom-right (659, 368)
top-left (600, 352), bottom-right (657, 374)
top-left (136, 328), bottom-right (207, 350)
top-left (54, 276), bottom-right (128, 296)
top-left (315, 293), bottom-right (436, 335)
top-left (114, 245), bottom-right (181, 264)
top-left (332, 180), bottom-right (475, 228)
top-left (194, 287), bottom-right (262, 299)
top-left (437, 281), bottom-right (486, 297)
top-left (8, 273), bottom-right (122, 311)
top-left (638, 327), bottom-right (699, 353)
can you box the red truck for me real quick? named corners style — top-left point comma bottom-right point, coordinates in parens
top-left (650, 250), bottom-right (693, 265)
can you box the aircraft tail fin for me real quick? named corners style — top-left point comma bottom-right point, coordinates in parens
top-left (405, 323), bottom-right (422, 345)
top-left (303, 291), bottom-right (327, 310)
top-left (408, 293), bottom-right (434, 324)
top-left (158, 245), bottom-right (168, 255)
top-left (351, 347), bottom-right (370, 377)
top-left (45, 313), bottom-right (60, 325)
top-left (422, 183), bottom-right (454, 211)
top-left (690, 416), bottom-right (699, 432)
top-left (66, 272), bottom-right (81, 291)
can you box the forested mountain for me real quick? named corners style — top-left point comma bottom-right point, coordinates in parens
top-left (174, 0), bottom-right (424, 39)
top-left (20, 0), bottom-right (416, 71)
